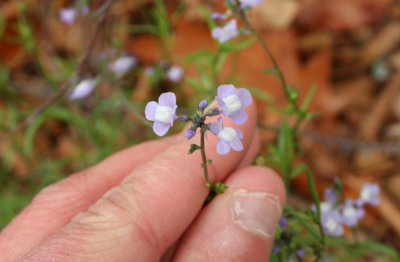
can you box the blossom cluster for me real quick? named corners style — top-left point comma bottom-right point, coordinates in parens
top-left (59, 5), bottom-right (90, 25)
top-left (211, 0), bottom-right (264, 43)
top-left (317, 183), bottom-right (380, 237)
top-left (144, 84), bottom-right (252, 155)
top-left (69, 53), bottom-right (138, 100)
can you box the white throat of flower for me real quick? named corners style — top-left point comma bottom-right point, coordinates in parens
top-left (325, 218), bottom-right (338, 233)
top-left (343, 206), bottom-right (355, 218)
top-left (155, 106), bottom-right (173, 124)
top-left (218, 127), bottom-right (237, 142)
top-left (361, 189), bottom-right (371, 201)
top-left (223, 94), bottom-right (242, 114)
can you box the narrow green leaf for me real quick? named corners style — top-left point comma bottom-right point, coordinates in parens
top-left (220, 37), bottom-right (255, 52)
top-left (290, 164), bottom-right (303, 179)
top-left (185, 77), bottom-right (206, 93)
top-left (188, 144), bottom-right (200, 154)
top-left (207, 159), bottom-right (212, 165)
top-left (184, 49), bottom-right (214, 65)
top-left (300, 84), bottom-right (317, 111)
top-left (302, 165), bottom-right (321, 221)
top-left (263, 67), bottom-right (278, 75)
top-left (247, 87), bottom-right (273, 103)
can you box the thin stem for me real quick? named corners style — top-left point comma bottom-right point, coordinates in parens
top-left (237, 9), bottom-right (287, 91)
top-left (200, 127), bottom-right (211, 186)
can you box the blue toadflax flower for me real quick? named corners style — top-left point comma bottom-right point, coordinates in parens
top-left (216, 84), bottom-right (252, 125)
top-left (167, 65), bottom-right (184, 83)
top-left (211, 19), bottom-right (239, 44)
top-left (69, 78), bottom-right (98, 100)
top-left (59, 8), bottom-right (77, 25)
top-left (109, 55), bottom-right (137, 78)
top-left (239, 0), bottom-right (264, 8)
top-left (145, 92), bottom-right (178, 136)
top-left (340, 200), bottom-right (365, 227)
top-left (356, 183), bottom-right (380, 206)
top-left (210, 117), bottom-right (244, 155)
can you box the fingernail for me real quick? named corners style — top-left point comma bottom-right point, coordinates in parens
top-left (231, 189), bottom-right (282, 238)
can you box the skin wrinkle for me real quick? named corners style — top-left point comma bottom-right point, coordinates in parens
top-left (231, 189), bottom-right (281, 239)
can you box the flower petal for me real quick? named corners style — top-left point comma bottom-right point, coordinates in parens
top-left (217, 84), bottom-right (236, 99)
top-left (69, 79), bottom-right (97, 100)
top-left (237, 88), bottom-right (253, 108)
top-left (229, 109), bottom-right (248, 125)
top-left (209, 122), bottom-right (221, 135)
top-left (145, 101), bottom-right (158, 121)
top-left (158, 92), bottom-right (177, 107)
top-left (230, 138), bottom-right (244, 151)
top-left (235, 128), bottom-right (243, 139)
top-left (153, 121), bottom-right (171, 136)
top-left (216, 139), bottom-right (231, 155)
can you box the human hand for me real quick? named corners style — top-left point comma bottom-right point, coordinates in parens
top-left (0, 102), bottom-right (286, 262)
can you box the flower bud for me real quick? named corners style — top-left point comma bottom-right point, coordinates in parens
top-left (185, 128), bottom-right (196, 140)
top-left (198, 100), bottom-right (208, 110)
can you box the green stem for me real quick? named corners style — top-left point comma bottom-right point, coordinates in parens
top-left (200, 127), bottom-right (211, 186)
top-left (237, 9), bottom-right (288, 93)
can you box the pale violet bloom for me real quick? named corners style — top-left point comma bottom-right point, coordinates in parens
top-left (59, 8), bottom-right (77, 25)
top-left (185, 129), bottom-right (196, 140)
top-left (144, 66), bottom-right (154, 76)
top-left (279, 217), bottom-right (288, 229)
top-left (69, 78), bottom-right (98, 100)
top-left (340, 200), bottom-right (365, 227)
top-left (357, 183), bottom-right (380, 206)
top-left (211, 19), bottom-right (239, 44)
top-left (319, 201), bottom-right (344, 236)
top-left (145, 92), bottom-right (178, 136)
top-left (216, 84), bottom-right (252, 125)
top-left (210, 117), bottom-right (244, 155)
top-left (239, 0), bottom-right (264, 8)
top-left (324, 187), bottom-right (337, 205)
top-left (167, 65), bottom-right (184, 83)
top-left (198, 100), bottom-right (208, 110)
top-left (109, 55), bottom-right (137, 78)
top-left (211, 12), bottom-right (225, 20)
top-left (81, 6), bottom-right (90, 15)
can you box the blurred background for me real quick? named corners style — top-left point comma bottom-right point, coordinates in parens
top-left (0, 0), bottom-right (399, 254)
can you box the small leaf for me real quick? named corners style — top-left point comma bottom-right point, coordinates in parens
top-left (188, 144), bottom-right (200, 154)
top-left (300, 84), bottom-right (317, 111)
top-left (213, 182), bottom-right (228, 194)
top-left (207, 159), bottom-right (212, 165)
top-left (263, 67), bottom-right (278, 75)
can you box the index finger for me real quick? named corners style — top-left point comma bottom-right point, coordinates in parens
top-left (21, 101), bottom-right (258, 262)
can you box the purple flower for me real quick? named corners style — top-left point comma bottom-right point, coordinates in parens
top-left (59, 8), bottom-right (77, 25)
top-left (211, 19), bottom-right (239, 44)
top-left (109, 55), bottom-right (137, 78)
top-left (239, 0), bottom-right (264, 8)
top-left (357, 183), bottom-right (380, 206)
top-left (198, 100), bottom-right (208, 110)
top-left (209, 117), bottom-right (244, 155)
top-left (324, 187), bottom-right (337, 205)
top-left (185, 129), bottom-right (196, 140)
top-left (211, 12), bottom-right (225, 20)
top-left (322, 258), bottom-right (330, 262)
top-left (215, 84), bottom-right (252, 125)
top-left (273, 245), bottom-right (281, 253)
top-left (279, 217), bottom-right (288, 229)
top-left (167, 65), bottom-right (184, 83)
top-left (69, 78), bottom-right (98, 100)
top-left (340, 200), bottom-right (365, 227)
top-left (145, 92), bottom-right (178, 136)
top-left (81, 6), bottom-right (90, 15)
top-left (145, 66), bottom-right (154, 76)
top-left (320, 201), bottom-right (344, 236)
top-left (296, 249), bottom-right (305, 258)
